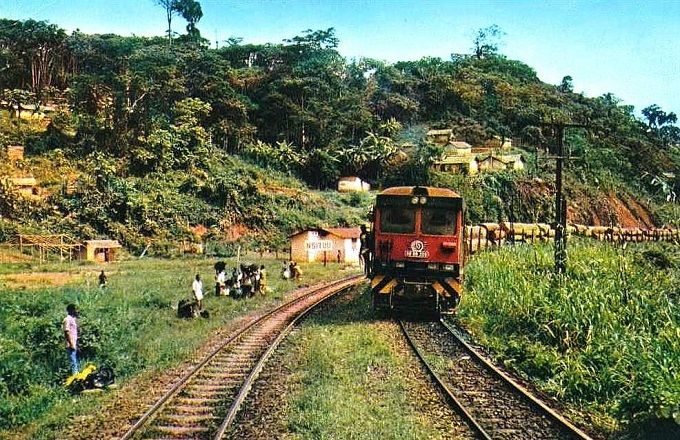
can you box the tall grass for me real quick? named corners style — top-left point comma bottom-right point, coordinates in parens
top-left (459, 240), bottom-right (679, 435)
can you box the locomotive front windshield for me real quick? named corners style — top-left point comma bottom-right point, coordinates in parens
top-left (421, 208), bottom-right (457, 235)
top-left (380, 207), bottom-right (416, 233)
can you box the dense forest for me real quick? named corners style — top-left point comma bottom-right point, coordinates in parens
top-left (0, 17), bottom-right (678, 249)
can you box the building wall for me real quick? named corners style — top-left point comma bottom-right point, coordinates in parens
top-left (290, 231), bottom-right (361, 263)
top-left (342, 238), bottom-right (361, 263)
top-left (290, 232), bottom-right (311, 262)
top-left (479, 158), bottom-right (507, 171)
top-left (338, 177), bottom-right (369, 192)
top-left (7, 146), bottom-right (24, 161)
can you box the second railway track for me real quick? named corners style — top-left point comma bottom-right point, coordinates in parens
top-left (121, 275), bottom-right (364, 440)
top-left (399, 319), bottom-right (594, 440)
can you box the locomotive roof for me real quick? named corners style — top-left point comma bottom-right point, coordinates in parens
top-left (378, 186), bottom-right (462, 198)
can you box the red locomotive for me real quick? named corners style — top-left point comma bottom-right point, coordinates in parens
top-left (368, 186), bottom-right (465, 315)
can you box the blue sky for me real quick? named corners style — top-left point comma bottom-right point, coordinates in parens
top-left (3, 0), bottom-right (679, 115)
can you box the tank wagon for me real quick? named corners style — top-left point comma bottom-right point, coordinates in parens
top-left (369, 186), bottom-right (465, 315)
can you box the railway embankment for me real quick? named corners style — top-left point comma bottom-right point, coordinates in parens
top-left (458, 239), bottom-right (679, 439)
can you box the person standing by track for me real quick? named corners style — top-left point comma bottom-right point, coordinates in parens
top-left (359, 224), bottom-right (373, 275)
top-left (63, 304), bottom-right (79, 375)
top-left (258, 265), bottom-right (267, 295)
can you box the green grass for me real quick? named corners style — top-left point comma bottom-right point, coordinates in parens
top-left (458, 239), bottom-right (680, 437)
top-left (0, 255), bottom-right (359, 436)
top-left (283, 291), bottom-right (443, 439)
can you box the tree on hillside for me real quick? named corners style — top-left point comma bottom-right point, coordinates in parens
top-left (472, 25), bottom-right (504, 59)
top-left (558, 75), bottom-right (574, 93)
top-left (0, 19), bottom-right (67, 98)
top-left (155, 0), bottom-right (202, 44)
top-left (155, 0), bottom-right (178, 44)
top-left (642, 104), bottom-right (677, 129)
top-left (175, 0), bottom-right (203, 41)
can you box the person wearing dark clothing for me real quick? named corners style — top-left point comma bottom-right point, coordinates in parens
top-left (359, 224), bottom-right (373, 275)
top-left (290, 262), bottom-right (302, 279)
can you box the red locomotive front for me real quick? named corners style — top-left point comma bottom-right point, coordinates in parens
top-left (369, 186), bottom-right (465, 315)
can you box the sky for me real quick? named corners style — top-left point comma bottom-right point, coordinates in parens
top-left (2, 0), bottom-right (679, 115)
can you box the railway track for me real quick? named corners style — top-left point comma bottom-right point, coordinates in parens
top-left (121, 275), bottom-right (364, 440)
top-left (399, 319), bottom-right (594, 440)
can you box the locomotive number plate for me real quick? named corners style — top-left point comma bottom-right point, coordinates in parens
top-left (405, 240), bottom-right (429, 258)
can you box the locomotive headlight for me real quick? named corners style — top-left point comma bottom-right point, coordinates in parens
top-left (395, 262), bottom-right (405, 268)
top-left (411, 196), bottom-right (419, 204)
top-left (443, 264), bottom-right (456, 271)
top-left (427, 263), bottom-right (439, 270)
top-left (419, 196), bottom-right (427, 204)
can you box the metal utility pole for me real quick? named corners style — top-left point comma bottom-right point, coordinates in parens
top-left (543, 122), bottom-right (585, 274)
top-left (554, 126), bottom-right (567, 274)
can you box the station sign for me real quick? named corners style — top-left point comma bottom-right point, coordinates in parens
top-left (305, 240), bottom-right (334, 251)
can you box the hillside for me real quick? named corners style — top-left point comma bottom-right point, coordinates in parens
top-left (0, 143), bottom-right (372, 254)
top-left (0, 20), bottom-right (678, 247)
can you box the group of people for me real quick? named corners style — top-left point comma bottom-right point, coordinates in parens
top-left (281, 261), bottom-right (302, 280)
top-left (65, 259), bottom-right (303, 377)
top-left (190, 264), bottom-right (269, 312)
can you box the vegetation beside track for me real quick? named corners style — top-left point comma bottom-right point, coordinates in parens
top-left (0, 256), bottom-right (358, 437)
top-left (459, 239), bottom-right (679, 438)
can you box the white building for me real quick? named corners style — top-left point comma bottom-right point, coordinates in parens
top-left (338, 176), bottom-right (370, 192)
top-left (289, 227), bottom-right (362, 263)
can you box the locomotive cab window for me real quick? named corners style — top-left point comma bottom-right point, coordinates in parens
top-left (422, 208), bottom-right (457, 235)
top-left (380, 207), bottom-right (416, 233)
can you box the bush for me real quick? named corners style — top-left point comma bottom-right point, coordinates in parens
top-left (0, 337), bottom-right (34, 396)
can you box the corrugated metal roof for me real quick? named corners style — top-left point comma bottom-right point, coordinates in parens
top-left (84, 240), bottom-right (122, 248)
top-left (479, 154), bottom-right (523, 164)
top-left (449, 141), bottom-right (472, 149)
top-left (427, 129), bottom-right (453, 136)
top-left (436, 155), bottom-right (477, 164)
top-left (324, 227), bottom-right (361, 239)
top-left (289, 227), bottom-right (361, 239)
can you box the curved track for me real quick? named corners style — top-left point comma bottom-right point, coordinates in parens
top-left (399, 319), bottom-right (594, 440)
top-left (121, 275), bottom-right (364, 440)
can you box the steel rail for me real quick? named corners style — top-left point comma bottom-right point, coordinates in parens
top-left (213, 280), bottom-right (357, 439)
top-left (439, 318), bottom-right (594, 440)
top-left (120, 274), bottom-right (364, 440)
top-left (398, 320), bottom-right (492, 440)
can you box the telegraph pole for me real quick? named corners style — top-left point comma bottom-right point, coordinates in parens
top-left (543, 122), bottom-right (586, 274)
top-left (554, 126), bottom-right (567, 273)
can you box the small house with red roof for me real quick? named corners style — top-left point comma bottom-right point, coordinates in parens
top-left (289, 227), bottom-right (362, 263)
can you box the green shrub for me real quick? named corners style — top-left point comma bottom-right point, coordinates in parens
top-left (0, 337), bottom-right (34, 395)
